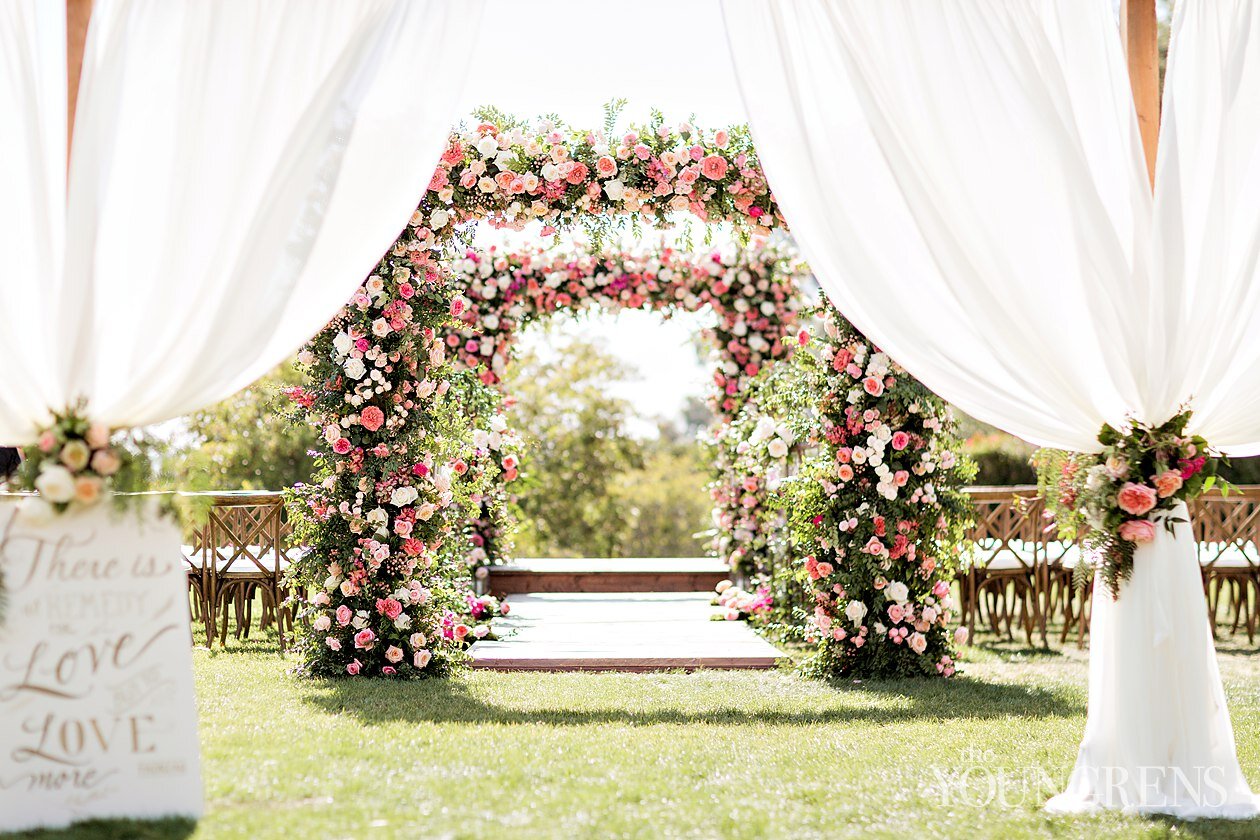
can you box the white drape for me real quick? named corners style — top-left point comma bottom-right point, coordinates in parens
top-left (0, 0), bottom-right (484, 443)
top-left (723, 0), bottom-right (1260, 819)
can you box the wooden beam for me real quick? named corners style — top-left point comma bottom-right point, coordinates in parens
top-left (1121, 0), bottom-right (1160, 189)
top-left (65, 0), bottom-right (93, 169)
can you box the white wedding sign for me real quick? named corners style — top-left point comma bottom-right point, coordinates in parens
top-left (0, 500), bottom-right (203, 832)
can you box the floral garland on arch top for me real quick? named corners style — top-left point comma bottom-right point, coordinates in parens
top-left (285, 108), bottom-right (786, 679)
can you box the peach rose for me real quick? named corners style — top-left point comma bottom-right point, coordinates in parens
top-left (700, 154), bottom-right (728, 180)
top-left (73, 476), bottom-right (103, 505)
top-left (1154, 469), bottom-right (1184, 498)
top-left (596, 156), bottom-right (618, 178)
top-left (1118, 518), bottom-right (1157, 543)
top-left (1116, 482), bottom-right (1158, 516)
top-left (385, 645), bottom-right (404, 664)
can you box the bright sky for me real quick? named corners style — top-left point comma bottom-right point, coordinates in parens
top-left (454, 0), bottom-right (749, 437)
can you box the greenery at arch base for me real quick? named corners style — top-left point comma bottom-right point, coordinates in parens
top-left (283, 106), bottom-right (972, 681)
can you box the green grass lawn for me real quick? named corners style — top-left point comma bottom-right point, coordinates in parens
top-left (15, 636), bottom-right (1260, 840)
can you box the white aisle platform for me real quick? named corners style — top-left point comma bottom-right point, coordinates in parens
top-left (468, 592), bottom-right (783, 671)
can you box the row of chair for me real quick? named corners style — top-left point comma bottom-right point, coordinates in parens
top-left (959, 486), bottom-right (1260, 647)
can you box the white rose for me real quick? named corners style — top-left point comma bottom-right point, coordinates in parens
top-left (365, 508), bottom-right (388, 527)
top-left (35, 465), bottom-right (75, 504)
top-left (603, 179), bottom-right (625, 200)
top-left (887, 581), bottom-right (910, 604)
top-left (344, 358), bottom-right (366, 380)
top-left (390, 486), bottom-right (419, 507)
top-left (475, 135), bottom-right (499, 157)
top-left (430, 209), bottom-right (450, 230)
top-left (333, 332), bottom-right (353, 356)
top-left (844, 600), bottom-right (868, 626)
top-left (767, 438), bottom-right (789, 459)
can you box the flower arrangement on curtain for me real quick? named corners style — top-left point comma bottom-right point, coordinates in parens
top-left (774, 306), bottom-right (974, 678)
top-left (285, 109), bottom-right (790, 677)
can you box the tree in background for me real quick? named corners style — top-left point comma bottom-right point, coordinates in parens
top-left (504, 337), bottom-right (645, 557)
top-left (504, 336), bottom-right (716, 558)
top-left (614, 420), bottom-right (713, 558)
top-left (167, 362), bottom-right (318, 491)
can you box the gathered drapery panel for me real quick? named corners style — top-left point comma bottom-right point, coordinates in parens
top-left (722, 0), bottom-right (1260, 457)
top-left (722, 0), bottom-right (1260, 817)
top-left (0, 0), bottom-right (484, 443)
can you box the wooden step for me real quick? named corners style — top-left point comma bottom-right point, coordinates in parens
top-left (468, 592), bottom-right (783, 672)
top-left (485, 557), bottom-right (729, 596)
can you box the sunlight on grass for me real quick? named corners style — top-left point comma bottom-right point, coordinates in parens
top-left (14, 636), bottom-right (1260, 839)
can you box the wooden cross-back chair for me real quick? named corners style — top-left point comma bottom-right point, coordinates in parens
top-left (959, 487), bottom-right (1044, 646)
top-left (1191, 489), bottom-right (1260, 643)
top-left (183, 492), bottom-right (294, 651)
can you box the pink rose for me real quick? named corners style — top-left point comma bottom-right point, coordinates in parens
top-left (700, 154), bottom-right (728, 180)
top-left (891, 431), bottom-right (910, 451)
top-left (1117, 482), bottom-right (1158, 516)
top-left (596, 156), bottom-right (618, 177)
top-left (863, 377), bottom-right (884, 397)
top-left (346, 659), bottom-right (362, 675)
top-left (1154, 470), bottom-right (1184, 498)
top-left (333, 438), bottom-right (352, 455)
top-left (954, 627), bottom-right (969, 645)
top-left (37, 430), bottom-right (56, 453)
top-left (376, 598), bottom-right (403, 620)
top-left (1118, 518), bottom-right (1157, 544)
top-left (353, 628), bottom-right (376, 650)
top-left (414, 649), bottom-right (432, 669)
top-left (335, 605), bottom-right (353, 626)
top-left (908, 632), bottom-right (928, 654)
top-left (714, 130), bottom-right (729, 149)
top-left (325, 637), bottom-right (342, 651)
top-left (360, 406), bottom-right (385, 432)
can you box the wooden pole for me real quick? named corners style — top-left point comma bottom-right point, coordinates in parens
top-left (65, 0), bottom-right (93, 170)
top-left (1121, 0), bottom-right (1161, 189)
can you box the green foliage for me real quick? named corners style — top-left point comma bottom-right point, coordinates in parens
top-left (504, 337), bottom-right (646, 558)
top-left (614, 430), bottom-right (712, 558)
top-left (166, 362), bottom-right (318, 492)
top-left (962, 431), bottom-right (1036, 486)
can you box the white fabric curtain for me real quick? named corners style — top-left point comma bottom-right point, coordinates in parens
top-left (723, 0), bottom-right (1260, 818)
top-left (0, 0), bottom-right (484, 442)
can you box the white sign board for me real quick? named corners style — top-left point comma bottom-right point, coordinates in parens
top-left (0, 500), bottom-right (203, 832)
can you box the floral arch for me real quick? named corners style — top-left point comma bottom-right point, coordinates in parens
top-left (284, 108), bottom-right (967, 683)
top-left (442, 241), bottom-right (809, 569)
top-left (285, 111), bottom-right (790, 679)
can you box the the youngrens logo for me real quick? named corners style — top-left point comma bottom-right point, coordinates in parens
top-left (928, 747), bottom-right (1235, 811)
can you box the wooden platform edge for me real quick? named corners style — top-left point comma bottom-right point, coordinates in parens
top-left (469, 656), bottom-right (781, 672)
top-left (487, 571), bottom-right (727, 595)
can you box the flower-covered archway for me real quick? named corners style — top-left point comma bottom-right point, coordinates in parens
top-left (286, 111), bottom-right (788, 679)
top-left (284, 108), bottom-right (969, 683)
top-left (442, 242), bottom-right (808, 568)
